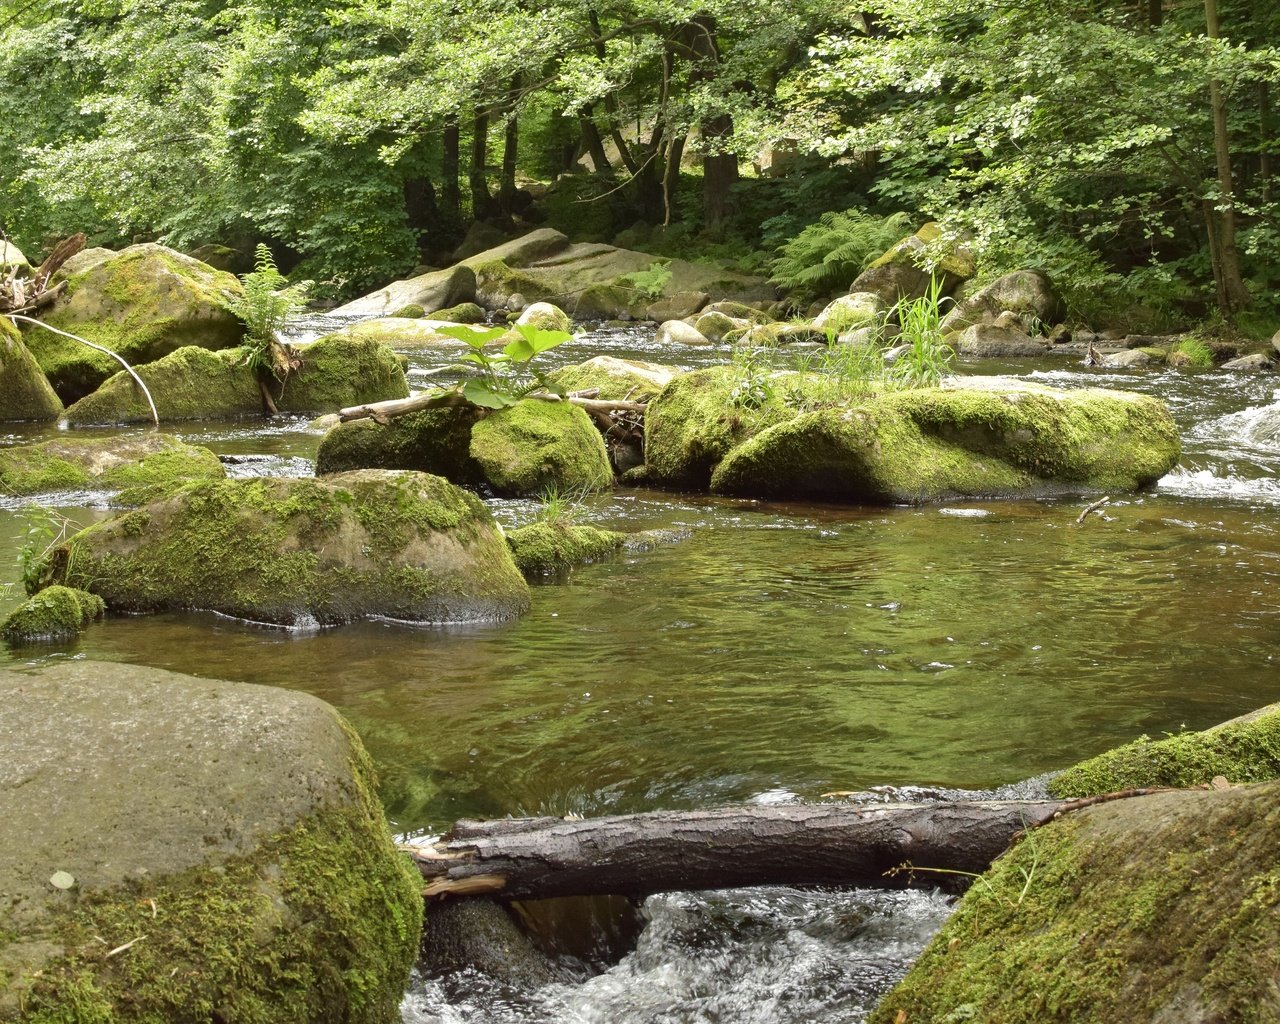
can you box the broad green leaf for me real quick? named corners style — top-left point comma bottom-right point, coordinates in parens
top-left (463, 379), bottom-right (519, 409)
top-left (438, 325), bottom-right (507, 349)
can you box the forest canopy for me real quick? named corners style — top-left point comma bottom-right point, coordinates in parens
top-left (1, 0), bottom-right (1277, 328)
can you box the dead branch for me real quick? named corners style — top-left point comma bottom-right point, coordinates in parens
top-left (338, 390), bottom-right (647, 424)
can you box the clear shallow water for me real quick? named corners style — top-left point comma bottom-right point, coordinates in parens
top-left (2, 335), bottom-right (1278, 1022)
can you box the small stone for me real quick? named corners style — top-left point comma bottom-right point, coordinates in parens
top-left (49, 870), bottom-right (75, 890)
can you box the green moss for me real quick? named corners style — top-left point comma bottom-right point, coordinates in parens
top-left (642, 366), bottom-right (803, 489)
top-left (46, 472), bottom-right (528, 625)
top-left (571, 283), bottom-right (646, 321)
top-left (391, 303), bottom-right (426, 319)
top-left (468, 401), bottom-right (614, 497)
top-left (0, 435), bottom-right (224, 496)
top-left (14, 737), bottom-right (423, 1024)
top-left (543, 357), bottom-right (677, 403)
top-left (1050, 704), bottom-right (1280, 798)
top-left (0, 319), bottom-right (63, 422)
top-left (278, 334), bottom-right (409, 413)
top-left (31, 244), bottom-right (244, 403)
top-left (871, 783), bottom-right (1280, 1023)
top-left (506, 522), bottom-right (626, 575)
top-left (315, 407), bottom-right (486, 484)
top-left (472, 259), bottom-right (556, 307)
top-left (1, 586), bottom-right (104, 644)
top-left (432, 302), bottom-right (487, 323)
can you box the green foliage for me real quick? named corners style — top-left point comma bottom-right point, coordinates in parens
top-left (891, 276), bottom-right (954, 387)
top-left (1174, 336), bottom-right (1215, 369)
top-left (223, 245), bottom-right (307, 377)
top-left (728, 339), bottom-right (779, 409)
top-left (17, 506), bottom-right (80, 597)
top-left (769, 209), bottom-right (912, 302)
top-left (618, 260), bottom-right (673, 299)
top-left (436, 323), bottom-right (572, 409)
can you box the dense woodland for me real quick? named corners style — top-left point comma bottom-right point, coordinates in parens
top-left (1, 0), bottom-right (1277, 333)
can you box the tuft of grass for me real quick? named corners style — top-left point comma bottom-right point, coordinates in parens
top-left (891, 276), bottom-right (955, 388)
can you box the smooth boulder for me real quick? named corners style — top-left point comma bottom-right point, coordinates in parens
top-left (0, 434), bottom-right (224, 496)
top-left (0, 317), bottom-right (63, 421)
top-left (940, 269), bottom-right (1060, 333)
top-left (544, 355), bottom-right (679, 402)
top-left (28, 243), bottom-right (245, 402)
top-left (42, 471), bottom-right (530, 625)
top-left (0, 662), bottom-right (422, 1023)
top-left (708, 379), bottom-right (1180, 502)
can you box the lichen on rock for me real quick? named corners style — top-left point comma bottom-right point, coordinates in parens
top-left (42, 470), bottom-right (530, 625)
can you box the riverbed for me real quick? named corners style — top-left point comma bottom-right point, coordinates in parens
top-left (2, 326), bottom-right (1277, 1022)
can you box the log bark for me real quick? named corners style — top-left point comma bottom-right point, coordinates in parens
top-left (409, 800), bottom-right (1069, 900)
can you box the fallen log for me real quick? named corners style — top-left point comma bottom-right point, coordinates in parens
top-left (408, 800), bottom-right (1073, 900)
top-left (339, 389), bottom-right (647, 424)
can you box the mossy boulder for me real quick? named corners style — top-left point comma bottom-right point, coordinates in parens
top-left (43, 471), bottom-right (530, 625)
top-left (709, 379), bottom-right (1180, 502)
top-left (642, 366), bottom-right (800, 488)
top-left (472, 259), bottom-right (561, 310)
top-left (0, 434), bottom-right (224, 496)
top-left (28, 243), bottom-right (245, 403)
top-left (940, 269), bottom-right (1061, 333)
top-left (0, 662), bottom-right (422, 1023)
top-left (506, 521), bottom-right (626, 575)
top-left (573, 282), bottom-right (649, 321)
top-left (871, 782), bottom-right (1280, 1024)
top-left (63, 334), bottom-right (408, 424)
top-left (544, 355), bottom-right (679, 402)
top-left (469, 401), bottom-right (614, 497)
top-left (0, 317), bottom-right (63, 421)
top-left (515, 301), bottom-right (572, 333)
top-left (1050, 703), bottom-right (1280, 798)
top-left (316, 406), bottom-right (486, 483)
top-left (1, 586), bottom-right (104, 645)
top-left (433, 301), bottom-right (487, 324)
top-left (812, 291), bottom-right (886, 334)
top-left (656, 320), bottom-right (712, 346)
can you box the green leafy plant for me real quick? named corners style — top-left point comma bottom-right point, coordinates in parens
top-left (770, 210), bottom-right (912, 303)
top-left (16, 505), bottom-right (79, 596)
top-left (618, 261), bottom-right (673, 300)
top-left (891, 276), bottom-right (954, 388)
top-left (224, 244), bottom-right (309, 377)
top-left (436, 323), bottom-right (572, 409)
top-left (729, 338), bottom-right (779, 409)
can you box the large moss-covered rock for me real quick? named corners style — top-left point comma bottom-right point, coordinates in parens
top-left (506, 521), bottom-right (626, 575)
top-left (871, 782), bottom-right (1280, 1024)
top-left (709, 379), bottom-right (1180, 502)
top-left (1, 586), bottom-right (104, 645)
top-left (329, 263), bottom-right (477, 317)
top-left (316, 406), bottom-right (486, 482)
top-left (642, 366), bottom-right (800, 489)
top-left (940, 269), bottom-right (1061, 333)
top-left (0, 317), bottom-right (62, 421)
top-left (28, 243), bottom-right (245, 403)
top-left (544, 355), bottom-right (679, 402)
top-left (0, 434), bottom-right (224, 496)
top-left (42, 471), bottom-right (529, 625)
top-left (1050, 703), bottom-right (1280, 798)
top-left (64, 334), bottom-right (408, 424)
top-left (469, 401), bottom-right (614, 496)
top-left (0, 662), bottom-right (422, 1024)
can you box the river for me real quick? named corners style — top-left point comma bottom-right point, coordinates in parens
top-left (2, 324), bottom-right (1278, 1021)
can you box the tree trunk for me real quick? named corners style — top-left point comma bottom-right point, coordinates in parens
top-left (442, 120), bottom-right (462, 225)
top-left (702, 115), bottom-right (739, 235)
top-left (579, 105), bottom-right (612, 174)
top-left (410, 800), bottom-right (1069, 900)
top-left (1203, 0), bottom-right (1250, 316)
top-left (498, 86), bottom-right (520, 222)
top-left (469, 109), bottom-right (494, 220)
top-left (588, 8), bottom-right (639, 175)
top-left (1260, 82), bottom-right (1273, 207)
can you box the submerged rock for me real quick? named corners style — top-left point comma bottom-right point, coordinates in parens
top-left (871, 781), bottom-right (1280, 1024)
top-left (0, 434), bottom-right (224, 496)
top-left (0, 317), bottom-right (63, 421)
top-left (63, 334), bottom-right (408, 424)
top-left (1050, 702), bottom-right (1280, 797)
top-left (27, 243), bottom-right (245, 403)
top-left (707, 379), bottom-right (1180, 503)
top-left (0, 662), bottom-right (422, 1023)
top-left (506, 521), bottom-right (626, 575)
top-left (1, 585), bottom-right (104, 645)
top-left (43, 471), bottom-right (530, 625)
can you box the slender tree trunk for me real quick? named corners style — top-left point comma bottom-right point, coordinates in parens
top-left (469, 109), bottom-right (494, 220)
top-left (702, 114), bottom-right (739, 235)
top-left (1261, 82), bottom-right (1273, 206)
top-left (402, 176), bottom-right (439, 257)
top-left (499, 81), bottom-right (520, 221)
top-left (579, 105), bottom-right (612, 174)
top-left (1145, 0), bottom-right (1162, 27)
top-left (588, 8), bottom-right (639, 175)
top-left (662, 133), bottom-right (685, 226)
top-left (1203, 0), bottom-right (1250, 315)
top-left (442, 120), bottom-right (462, 224)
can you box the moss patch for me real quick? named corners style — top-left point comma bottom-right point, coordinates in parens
top-left (432, 302), bottom-right (487, 323)
top-left (0, 435), bottom-right (224, 496)
top-left (279, 333), bottom-right (409, 412)
top-left (44, 471), bottom-right (529, 625)
top-left (472, 259), bottom-right (558, 309)
top-left (469, 401), bottom-right (614, 497)
top-left (315, 407), bottom-right (486, 485)
top-left (1, 586), bottom-right (104, 645)
top-left (871, 783), bottom-right (1280, 1024)
top-left (1050, 703), bottom-right (1280, 798)
top-left (506, 522), bottom-right (626, 575)
top-left (0, 319), bottom-right (63, 422)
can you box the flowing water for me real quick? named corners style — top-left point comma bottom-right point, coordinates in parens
top-left (3, 323), bottom-right (1278, 1022)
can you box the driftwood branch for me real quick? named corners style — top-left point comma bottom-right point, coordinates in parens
top-left (7, 314), bottom-right (159, 426)
top-left (338, 390), bottom-right (647, 424)
top-left (2, 233), bottom-right (84, 314)
top-left (1075, 495), bottom-right (1111, 524)
top-left (408, 800), bottom-right (1074, 901)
